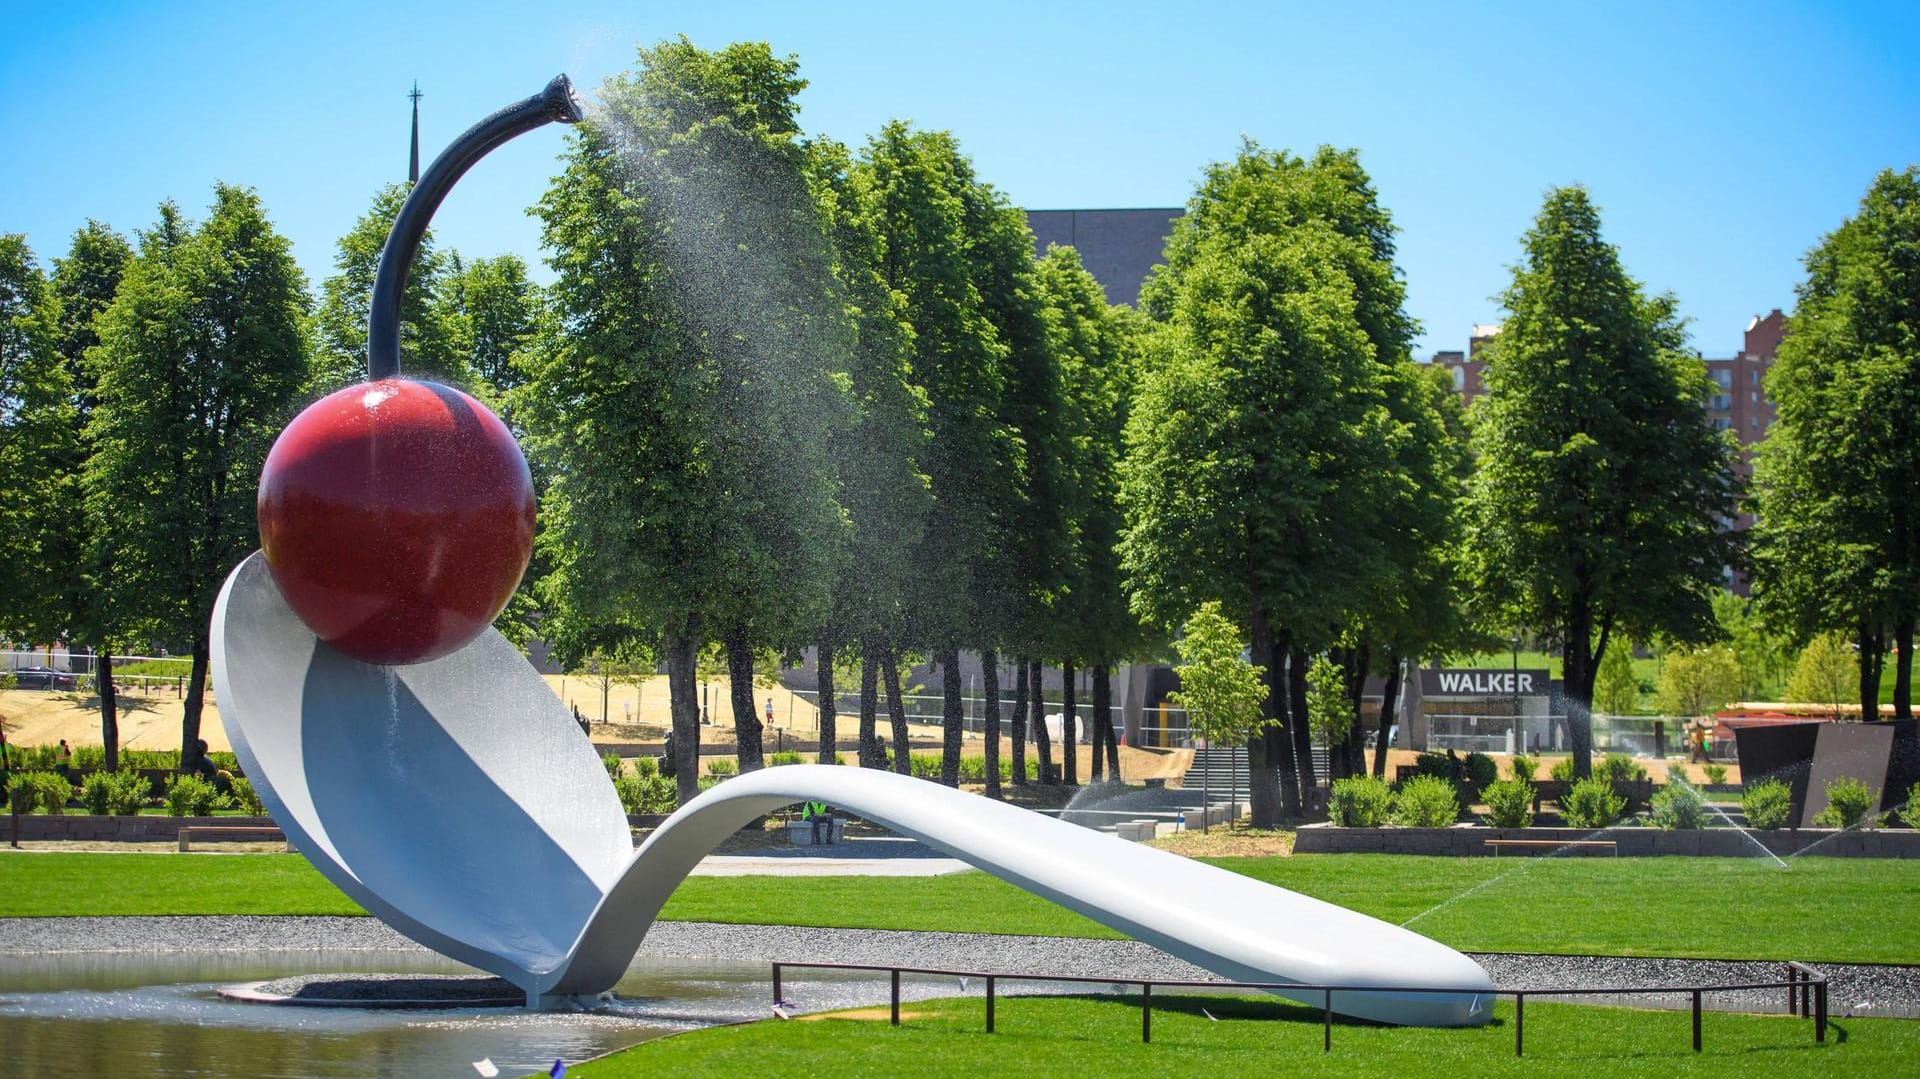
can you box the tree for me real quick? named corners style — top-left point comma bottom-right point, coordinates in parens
top-left (313, 183), bottom-right (458, 394)
top-left (1037, 249), bottom-right (1144, 785)
top-left (1305, 653), bottom-right (1355, 746)
top-left (855, 123), bottom-right (1024, 787)
top-left (1593, 640), bottom-right (1641, 717)
top-left (809, 137), bottom-right (932, 773)
top-left (438, 253), bottom-right (544, 393)
top-left (525, 39), bottom-right (844, 803)
top-left (0, 236), bottom-right (76, 655)
top-left (84, 188), bottom-right (312, 768)
top-left (1123, 143), bottom-right (1399, 826)
top-left (1786, 631), bottom-right (1858, 720)
top-left (1750, 167), bottom-right (1920, 721)
top-left (1658, 644), bottom-right (1740, 719)
top-left (1168, 602), bottom-right (1269, 831)
top-left (48, 222), bottom-right (134, 766)
top-left (1465, 186), bottom-right (1737, 778)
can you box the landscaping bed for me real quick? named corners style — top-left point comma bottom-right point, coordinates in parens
top-left (1294, 823), bottom-right (1920, 858)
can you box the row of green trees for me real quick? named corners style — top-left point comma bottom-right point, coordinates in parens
top-left (3, 38), bottom-right (1913, 818)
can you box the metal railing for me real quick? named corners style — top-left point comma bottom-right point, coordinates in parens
top-left (768, 959), bottom-right (1829, 1057)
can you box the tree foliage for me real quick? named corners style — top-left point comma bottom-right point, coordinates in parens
top-left (1750, 167), bottom-right (1920, 719)
top-left (0, 235), bottom-right (74, 645)
top-left (1168, 602), bottom-right (1269, 747)
top-left (1786, 631), bottom-right (1857, 720)
top-left (314, 183), bottom-right (457, 393)
top-left (1465, 186), bottom-right (1737, 776)
top-left (1657, 644), bottom-right (1740, 719)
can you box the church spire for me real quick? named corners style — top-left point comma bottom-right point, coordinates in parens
top-left (408, 81), bottom-right (422, 184)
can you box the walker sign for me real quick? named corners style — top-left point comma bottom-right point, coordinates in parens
top-left (1420, 668), bottom-right (1550, 698)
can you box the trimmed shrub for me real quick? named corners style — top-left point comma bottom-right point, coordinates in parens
top-left (1902, 783), bottom-right (1920, 829)
top-left (8, 771), bottom-right (74, 813)
top-left (1393, 775), bottom-right (1460, 827)
top-left (1812, 776), bottom-right (1877, 829)
top-left (1508, 754), bottom-right (1539, 782)
top-left (1463, 752), bottom-right (1498, 790)
top-left (615, 773), bottom-right (676, 815)
top-left (1650, 778), bottom-right (1708, 830)
top-left (601, 752), bottom-right (624, 781)
top-left (1328, 776), bottom-right (1393, 827)
top-left (766, 751), bottom-right (805, 767)
top-left (1549, 756), bottom-right (1579, 782)
top-left (229, 777), bottom-right (266, 816)
top-left (634, 755), bottom-right (659, 777)
top-left (1702, 762), bottom-right (1729, 786)
top-left (1560, 777), bottom-right (1627, 829)
top-left (1742, 778), bottom-right (1793, 829)
top-left (1482, 779), bottom-right (1534, 828)
top-left (81, 769), bottom-right (150, 815)
top-left (163, 773), bottom-right (224, 816)
top-left (704, 758), bottom-right (739, 777)
top-left (1408, 752), bottom-right (1454, 780)
top-left (1598, 754), bottom-right (1648, 783)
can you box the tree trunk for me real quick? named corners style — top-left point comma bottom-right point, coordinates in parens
top-left (181, 633), bottom-right (209, 771)
top-left (816, 634), bottom-right (837, 765)
top-left (859, 633), bottom-right (881, 768)
top-left (1563, 603), bottom-right (1596, 777)
top-left (1096, 664), bottom-right (1119, 779)
top-left (1061, 661), bottom-right (1078, 787)
top-left (1010, 656), bottom-right (1029, 785)
top-left (1288, 644), bottom-right (1316, 797)
top-left (982, 650), bottom-right (1002, 798)
top-left (1088, 671), bottom-right (1106, 784)
top-left (883, 648), bottom-right (911, 775)
top-left (1246, 608), bottom-right (1289, 826)
top-left (726, 622), bottom-right (763, 773)
top-left (938, 647), bottom-right (963, 786)
top-left (96, 644), bottom-right (119, 773)
top-left (1859, 621), bottom-right (1886, 721)
top-left (666, 620), bottom-right (702, 805)
top-left (1343, 641), bottom-right (1371, 779)
top-left (1895, 614), bottom-right (1914, 721)
top-left (1031, 659), bottom-right (1055, 783)
top-left (1372, 650), bottom-right (1402, 778)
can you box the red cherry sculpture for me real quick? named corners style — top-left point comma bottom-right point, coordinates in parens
top-left (258, 379), bottom-right (535, 666)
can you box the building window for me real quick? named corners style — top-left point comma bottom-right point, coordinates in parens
top-left (1452, 367), bottom-right (1464, 392)
top-left (1751, 369), bottom-right (1761, 385)
top-left (1711, 394), bottom-right (1732, 410)
top-left (1712, 369), bottom-right (1732, 388)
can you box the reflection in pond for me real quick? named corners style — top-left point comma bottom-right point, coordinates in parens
top-left (0, 950), bottom-right (895, 1078)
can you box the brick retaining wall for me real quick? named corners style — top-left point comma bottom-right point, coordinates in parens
top-left (1292, 823), bottom-right (1920, 858)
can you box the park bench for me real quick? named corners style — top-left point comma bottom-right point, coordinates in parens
top-left (176, 825), bottom-right (287, 852)
top-left (1485, 838), bottom-right (1616, 857)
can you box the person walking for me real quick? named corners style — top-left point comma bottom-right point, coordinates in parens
top-left (55, 739), bottom-right (73, 781)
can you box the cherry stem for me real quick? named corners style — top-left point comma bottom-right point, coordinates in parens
top-left (367, 74), bottom-right (583, 381)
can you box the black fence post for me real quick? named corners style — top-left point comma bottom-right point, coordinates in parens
top-left (1323, 989), bottom-right (1333, 1052)
top-left (1815, 980), bottom-right (1827, 1043)
top-left (1141, 983), bottom-right (1151, 1044)
top-left (986, 976), bottom-right (995, 1033)
top-left (1691, 989), bottom-right (1702, 1052)
top-left (890, 969), bottom-right (900, 1026)
top-left (1514, 993), bottom-right (1524, 1057)
top-left (1785, 966), bottom-right (1796, 1015)
top-left (772, 962), bottom-right (781, 1006)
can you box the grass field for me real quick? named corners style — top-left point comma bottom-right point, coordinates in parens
top-left (5, 852), bottom-right (1917, 964)
top-left (569, 994), bottom-right (1914, 1079)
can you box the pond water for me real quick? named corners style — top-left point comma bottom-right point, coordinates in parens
top-left (0, 950), bottom-right (889, 1078)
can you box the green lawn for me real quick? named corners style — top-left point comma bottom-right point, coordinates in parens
top-left (5, 852), bottom-right (1917, 964)
top-left (570, 994), bottom-right (1914, 1079)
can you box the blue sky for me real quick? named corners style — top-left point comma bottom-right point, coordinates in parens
top-left (4, 1), bottom-right (1915, 357)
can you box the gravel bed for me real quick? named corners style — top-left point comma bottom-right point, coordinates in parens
top-left (4, 917), bottom-right (1914, 1017)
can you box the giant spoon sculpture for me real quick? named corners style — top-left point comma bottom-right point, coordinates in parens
top-left (211, 74), bottom-right (1495, 1026)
